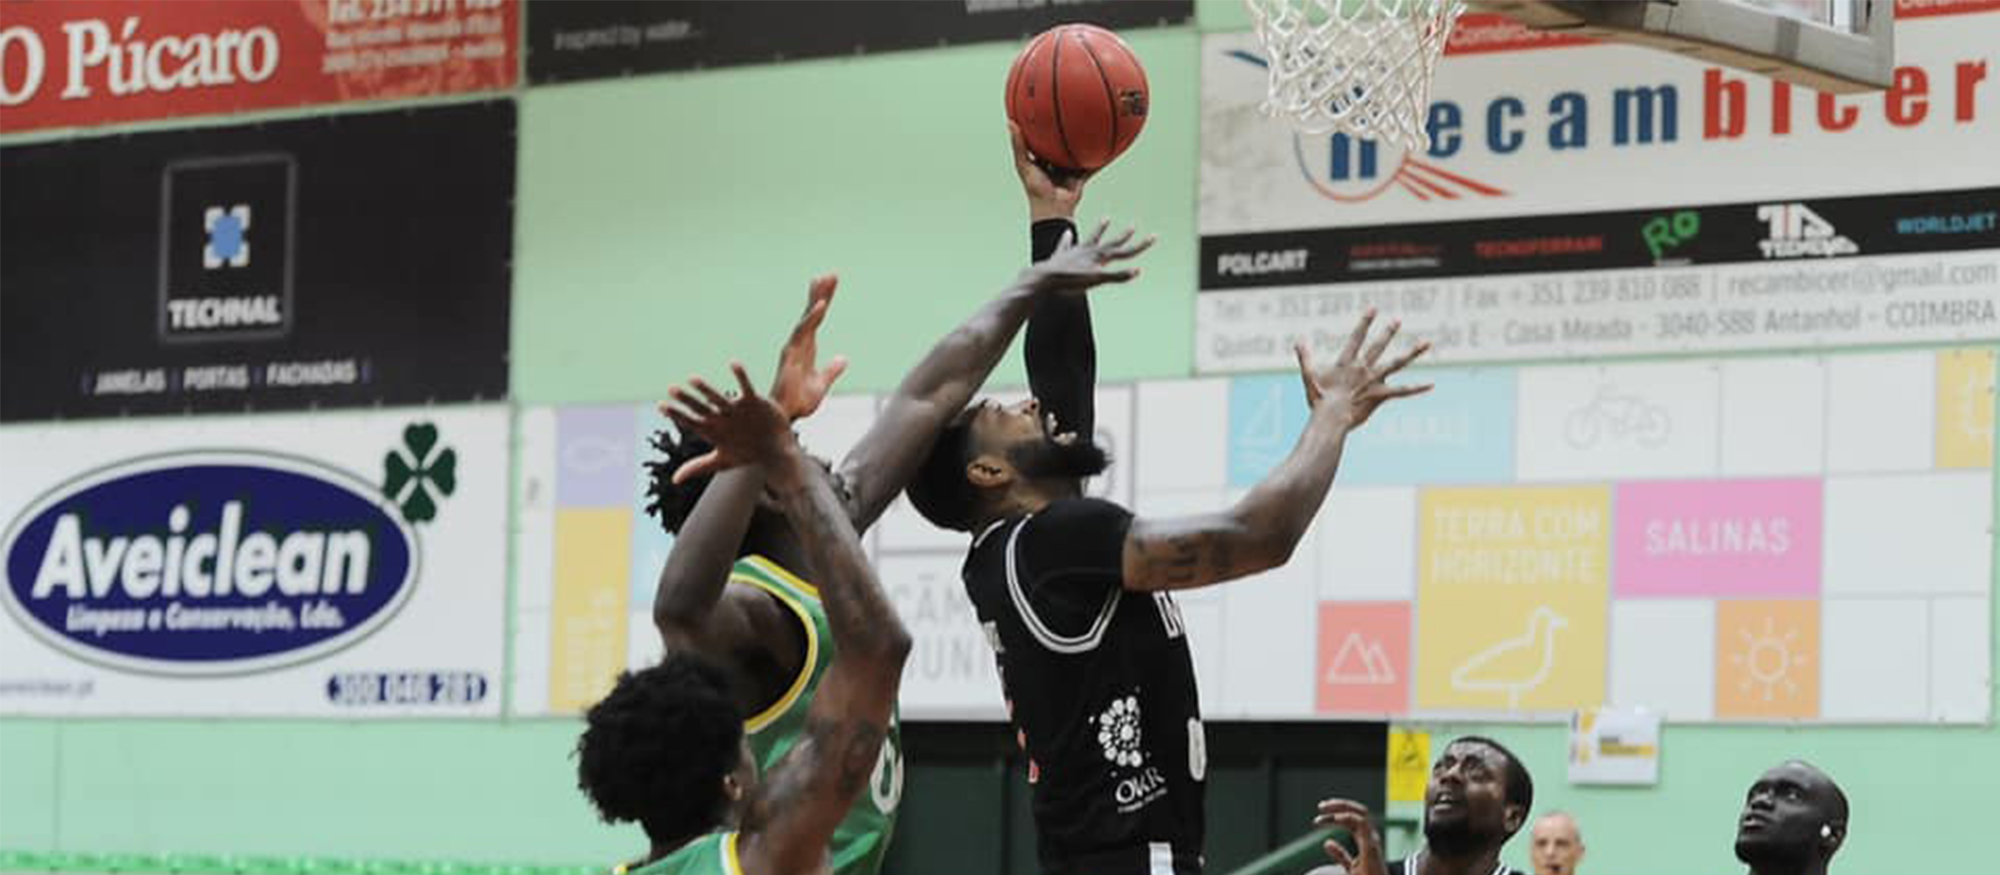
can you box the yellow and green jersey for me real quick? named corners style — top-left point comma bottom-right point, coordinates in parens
top-left (731, 555), bottom-right (902, 875)
top-left (617, 832), bottom-right (739, 875)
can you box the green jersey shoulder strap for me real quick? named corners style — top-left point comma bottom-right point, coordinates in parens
top-left (729, 555), bottom-right (902, 875)
top-left (730, 555), bottom-right (825, 740)
top-left (618, 832), bottom-right (741, 875)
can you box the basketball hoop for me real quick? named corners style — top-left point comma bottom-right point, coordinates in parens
top-left (1242, 0), bottom-right (1464, 151)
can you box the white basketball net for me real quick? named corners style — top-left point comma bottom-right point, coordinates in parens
top-left (1243, 0), bottom-right (1465, 150)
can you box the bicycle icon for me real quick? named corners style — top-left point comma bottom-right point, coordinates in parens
top-left (1565, 385), bottom-right (1672, 449)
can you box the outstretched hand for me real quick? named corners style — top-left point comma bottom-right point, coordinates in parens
top-left (1313, 799), bottom-right (1389, 875)
top-left (661, 363), bottom-right (799, 485)
top-left (1010, 121), bottom-right (1094, 221)
top-left (1294, 309), bottom-right (1432, 429)
top-left (1028, 219), bottom-right (1155, 295)
top-left (770, 274), bottom-right (850, 421)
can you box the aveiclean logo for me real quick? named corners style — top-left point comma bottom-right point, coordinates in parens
top-left (1, 451), bottom-right (418, 676)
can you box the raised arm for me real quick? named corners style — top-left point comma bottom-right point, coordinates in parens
top-left (649, 280), bottom-right (846, 710)
top-left (663, 365), bottom-right (911, 875)
top-left (1016, 122), bottom-right (1099, 439)
top-left (836, 223), bottom-right (1152, 531)
top-left (739, 439), bottom-right (910, 875)
top-left (1120, 312), bottom-right (1431, 592)
top-left (648, 465), bottom-right (768, 639)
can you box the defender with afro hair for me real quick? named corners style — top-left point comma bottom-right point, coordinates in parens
top-left (576, 653), bottom-right (745, 847)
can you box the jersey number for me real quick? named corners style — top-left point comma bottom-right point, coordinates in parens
top-left (870, 739), bottom-right (904, 813)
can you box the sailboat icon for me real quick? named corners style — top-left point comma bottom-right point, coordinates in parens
top-left (1326, 632), bottom-right (1397, 685)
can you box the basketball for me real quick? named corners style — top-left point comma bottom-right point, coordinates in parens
top-left (1004, 24), bottom-right (1150, 172)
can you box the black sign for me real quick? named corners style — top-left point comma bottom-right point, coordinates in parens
top-left (160, 155), bottom-right (297, 344)
top-left (527, 0), bottom-right (1193, 84)
top-left (0, 100), bottom-right (515, 422)
top-left (1199, 187), bottom-right (2000, 291)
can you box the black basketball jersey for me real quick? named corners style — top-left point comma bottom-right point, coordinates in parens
top-left (1387, 853), bottom-right (1526, 875)
top-left (961, 497), bottom-right (1206, 875)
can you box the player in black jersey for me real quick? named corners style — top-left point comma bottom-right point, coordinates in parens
top-left (1311, 736), bottom-right (1534, 875)
top-left (902, 126), bottom-right (1433, 875)
top-left (1734, 761), bottom-right (1848, 875)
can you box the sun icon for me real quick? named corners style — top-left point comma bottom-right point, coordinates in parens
top-left (1731, 617), bottom-right (1810, 702)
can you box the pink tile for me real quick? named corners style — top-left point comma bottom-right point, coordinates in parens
top-left (1614, 479), bottom-right (1822, 597)
top-left (1316, 602), bottom-right (1410, 715)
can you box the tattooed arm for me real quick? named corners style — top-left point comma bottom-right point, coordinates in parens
top-left (650, 279), bottom-right (845, 716)
top-left (737, 436), bottom-right (910, 874)
top-left (1120, 311), bottom-right (1433, 592)
top-left (835, 222), bottom-right (1151, 532)
top-left (661, 363), bottom-right (910, 875)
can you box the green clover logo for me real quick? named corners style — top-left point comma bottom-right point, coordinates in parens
top-left (383, 422), bottom-right (457, 524)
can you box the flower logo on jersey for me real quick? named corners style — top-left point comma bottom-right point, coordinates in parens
top-left (1095, 695), bottom-right (1145, 768)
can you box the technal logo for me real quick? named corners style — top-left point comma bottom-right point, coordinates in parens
top-left (1757, 203), bottom-right (1859, 259)
top-left (204, 204), bottom-right (250, 268)
top-left (0, 435), bottom-right (447, 675)
top-left (160, 155), bottom-right (295, 342)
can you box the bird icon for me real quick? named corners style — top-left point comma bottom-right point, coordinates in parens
top-left (1451, 607), bottom-right (1569, 708)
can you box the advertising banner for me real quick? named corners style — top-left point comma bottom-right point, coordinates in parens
top-left (1197, 8), bottom-right (2000, 371)
top-left (0, 100), bottom-right (515, 422)
top-left (0, 0), bottom-right (519, 133)
top-left (0, 405), bottom-right (508, 717)
top-left (527, 0), bottom-right (1192, 85)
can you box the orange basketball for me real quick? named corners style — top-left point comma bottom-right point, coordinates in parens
top-left (1004, 24), bottom-right (1150, 173)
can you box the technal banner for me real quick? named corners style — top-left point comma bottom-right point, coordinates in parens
top-left (0, 405), bottom-right (507, 717)
top-left (1197, 7), bottom-right (2000, 372)
top-left (0, 100), bottom-right (514, 422)
top-left (0, 0), bottom-right (519, 133)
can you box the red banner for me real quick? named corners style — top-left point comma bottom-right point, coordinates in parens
top-left (1445, 13), bottom-right (1596, 56)
top-left (1898, 0), bottom-right (2000, 18)
top-left (0, 0), bottom-right (517, 133)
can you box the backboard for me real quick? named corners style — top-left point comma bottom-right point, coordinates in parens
top-left (1470, 0), bottom-right (1895, 92)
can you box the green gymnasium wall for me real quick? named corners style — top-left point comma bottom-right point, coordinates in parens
top-left (2, 2), bottom-right (1993, 871)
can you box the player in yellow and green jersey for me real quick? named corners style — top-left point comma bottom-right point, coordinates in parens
top-left (579, 357), bottom-right (910, 875)
top-left (631, 155), bottom-right (1152, 873)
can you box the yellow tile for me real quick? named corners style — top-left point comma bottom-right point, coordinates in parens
top-left (1936, 349), bottom-right (1996, 469)
top-left (1386, 728), bottom-right (1431, 803)
top-left (1416, 486), bottom-right (1611, 712)
top-left (549, 508), bottom-right (633, 713)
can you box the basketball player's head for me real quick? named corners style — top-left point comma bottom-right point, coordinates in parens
top-left (907, 397), bottom-right (1110, 532)
top-left (1530, 810), bottom-right (1585, 875)
top-left (645, 426), bottom-right (840, 550)
top-left (1424, 736), bottom-right (1534, 857)
top-left (576, 653), bottom-right (756, 847)
top-left (1734, 760), bottom-right (1848, 872)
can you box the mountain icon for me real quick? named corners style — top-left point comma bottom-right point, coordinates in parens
top-left (1327, 632), bottom-right (1397, 685)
